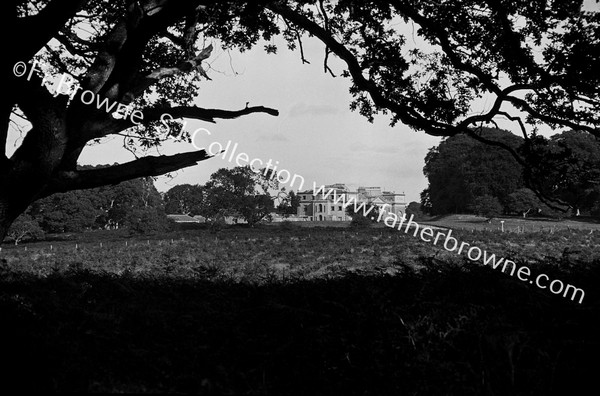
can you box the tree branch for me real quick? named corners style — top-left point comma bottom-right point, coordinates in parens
top-left (143, 104), bottom-right (280, 124)
top-left (14, 0), bottom-right (90, 61)
top-left (125, 44), bottom-right (214, 101)
top-left (317, 0), bottom-right (335, 77)
top-left (55, 30), bottom-right (98, 59)
top-left (497, 111), bottom-right (529, 141)
top-left (269, 3), bottom-right (453, 136)
top-left (97, 104), bottom-right (280, 140)
top-left (507, 95), bottom-right (600, 137)
top-left (46, 149), bottom-right (212, 194)
top-left (392, 2), bottom-right (501, 96)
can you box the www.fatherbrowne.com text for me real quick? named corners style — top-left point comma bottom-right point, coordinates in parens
top-left (310, 184), bottom-right (585, 304)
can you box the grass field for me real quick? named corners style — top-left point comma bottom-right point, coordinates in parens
top-left (421, 213), bottom-right (600, 233)
top-left (1, 221), bottom-right (599, 394)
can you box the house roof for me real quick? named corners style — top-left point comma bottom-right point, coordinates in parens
top-left (167, 214), bottom-right (198, 223)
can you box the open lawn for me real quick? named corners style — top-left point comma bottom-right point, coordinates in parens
top-left (421, 213), bottom-right (600, 233)
top-left (1, 224), bottom-right (599, 394)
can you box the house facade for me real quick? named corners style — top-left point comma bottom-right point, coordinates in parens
top-left (296, 184), bottom-right (406, 221)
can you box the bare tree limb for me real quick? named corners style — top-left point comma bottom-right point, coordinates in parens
top-left (497, 111), bottom-right (529, 141)
top-left (507, 95), bottom-right (600, 137)
top-left (143, 104), bottom-right (280, 124)
top-left (317, 0), bottom-right (335, 76)
top-left (46, 149), bottom-right (212, 194)
top-left (87, 104), bottom-right (280, 144)
top-left (283, 19), bottom-right (310, 65)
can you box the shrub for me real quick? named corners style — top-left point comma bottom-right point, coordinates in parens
top-left (127, 207), bottom-right (169, 235)
top-left (6, 214), bottom-right (44, 245)
top-left (350, 214), bottom-right (373, 228)
top-left (279, 220), bottom-right (297, 231)
top-left (469, 195), bottom-right (503, 221)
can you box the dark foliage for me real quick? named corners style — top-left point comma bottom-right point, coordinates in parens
top-left (0, 244), bottom-right (597, 394)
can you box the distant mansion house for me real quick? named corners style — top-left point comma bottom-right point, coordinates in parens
top-left (297, 184), bottom-right (406, 221)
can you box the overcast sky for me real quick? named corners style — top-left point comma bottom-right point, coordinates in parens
top-left (8, 0), bottom-right (599, 204)
top-left (74, 34), bottom-right (445, 203)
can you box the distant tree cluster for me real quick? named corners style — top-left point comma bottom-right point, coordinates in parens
top-left (7, 171), bottom-right (168, 243)
top-left (164, 166), bottom-right (297, 227)
top-left (5, 165), bottom-right (299, 243)
top-left (422, 128), bottom-right (600, 218)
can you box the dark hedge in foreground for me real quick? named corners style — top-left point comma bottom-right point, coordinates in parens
top-left (1, 254), bottom-right (598, 395)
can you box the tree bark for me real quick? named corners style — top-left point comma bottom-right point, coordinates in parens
top-left (0, 1), bottom-right (280, 243)
top-left (0, 197), bottom-right (21, 243)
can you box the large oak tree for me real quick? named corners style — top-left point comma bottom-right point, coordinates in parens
top-left (2, 0), bottom-right (599, 240)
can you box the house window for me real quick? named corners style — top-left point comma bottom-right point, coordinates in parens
top-left (318, 204), bottom-right (323, 212)
top-left (338, 206), bottom-right (342, 211)
top-left (331, 206), bottom-right (335, 211)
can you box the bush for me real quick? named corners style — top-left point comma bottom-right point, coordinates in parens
top-left (350, 214), bottom-right (373, 228)
top-left (469, 195), bottom-right (503, 221)
top-left (279, 220), bottom-right (297, 231)
top-left (405, 201), bottom-right (424, 220)
top-left (127, 207), bottom-right (169, 235)
top-left (209, 216), bottom-right (228, 234)
top-left (6, 214), bottom-right (45, 245)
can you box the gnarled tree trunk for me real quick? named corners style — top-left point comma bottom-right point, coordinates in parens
top-left (2, 1), bottom-right (283, 244)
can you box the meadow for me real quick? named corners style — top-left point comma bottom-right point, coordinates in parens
top-left (1, 220), bottom-right (599, 394)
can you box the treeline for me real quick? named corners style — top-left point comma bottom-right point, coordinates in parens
top-left (421, 128), bottom-right (600, 218)
top-left (162, 166), bottom-right (300, 224)
top-left (6, 165), bottom-right (300, 244)
top-left (6, 168), bottom-right (169, 244)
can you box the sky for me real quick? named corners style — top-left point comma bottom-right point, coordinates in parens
top-left (79, 35), bottom-right (442, 203)
top-left (7, 0), bottom-right (600, 204)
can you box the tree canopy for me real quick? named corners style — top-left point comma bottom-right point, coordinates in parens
top-left (422, 128), bottom-right (524, 214)
top-left (25, 175), bottom-right (167, 234)
top-left (164, 184), bottom-right (206, 216)
top-left (202, 166), bottom-right (280, 226)
top-left (423, 128), bottom-right (600, 216)
top-left (2, 0), bottom-right (599, 240)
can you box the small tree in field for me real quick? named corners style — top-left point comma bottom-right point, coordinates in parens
top-left (127, 207), bottom-right (169, 235)
top-left (276, 189), bottom-right (301, 218)
top-left (506, 188), bottom-right (543, 218)
top-left (6, 214), bottom-right (44, 245)
top-left (346, 204), bottom-right (380, 228)
top-left (405, 202), bottom-right (424, 220)
top-left (470, 195), bottom-right (503, 222)
top-left (202, 166), bottom-right (280, 227)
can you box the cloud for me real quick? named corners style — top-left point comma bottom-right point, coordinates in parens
top-left (349, 144), bottom-right (398, 155)
top-left (256, 133), bottom-right (290, 142)
top-left (289, 103), bottom-right (341, 117)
